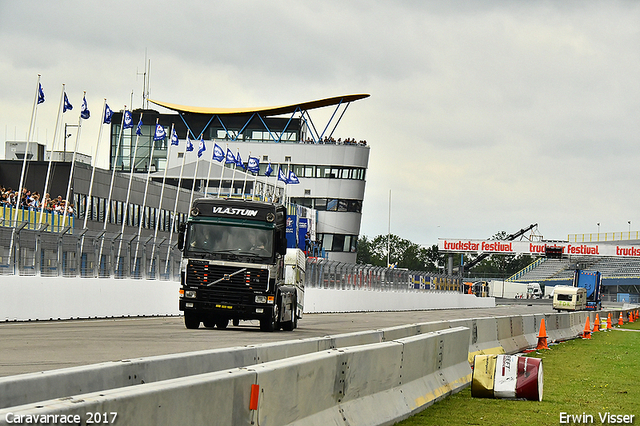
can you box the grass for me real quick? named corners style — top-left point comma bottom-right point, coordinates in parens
top-left (398, 318), bottom-right (640, 426)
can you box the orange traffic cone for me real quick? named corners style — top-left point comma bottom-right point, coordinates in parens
top-left (593, 314), bottom-right (600, 332)
top-left (536, 318), bottom-right (549, 350)
top-left (618, 312), bottom-right (624, 326)
top-left (582, 317), bottom-right (592, 339)
top-left (607, 313), bottom-right (612, 330)
top-left (631, 311), bottom-right (635, 323)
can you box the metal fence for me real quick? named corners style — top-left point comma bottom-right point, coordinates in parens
top-left (305, 258), bottom-right (462, 292)
top-left (0, 226), bottom-right (462, 292)
top-left (0, 226), bottom-right (181, 280)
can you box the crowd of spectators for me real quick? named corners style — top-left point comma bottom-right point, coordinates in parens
top-left (303, 136), bottom-right (367, 146)
top-left (1, 185), bottom-right (74, 216)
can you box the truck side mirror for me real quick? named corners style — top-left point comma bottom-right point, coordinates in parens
top-left (178, 223), bottom-right (186, 251)
top-left (278, 230), bottom-right (287, 255)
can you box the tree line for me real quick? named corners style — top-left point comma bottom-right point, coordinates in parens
top-left (356, 232), bottom-right (534, 278)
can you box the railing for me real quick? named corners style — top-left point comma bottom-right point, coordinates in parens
top-left (304, 258), bottom-right (462, 292)
top-left (0, 205), bottom-right (73, 233)
top-left (505, 257), bottom-right (546, 282)
top-left (569, 231), bottom-right (640, 242)
top-left (0, 226), bottom-right (181, 280)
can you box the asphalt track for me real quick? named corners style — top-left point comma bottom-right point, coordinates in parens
top-left (0, 303), bottom-right (554, 378)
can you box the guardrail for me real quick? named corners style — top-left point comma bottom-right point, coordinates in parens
top-left (1, 308), bottom-right (635, 425)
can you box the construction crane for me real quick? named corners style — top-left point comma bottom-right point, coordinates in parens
top-left (462, 223), bottom-right (538, 271)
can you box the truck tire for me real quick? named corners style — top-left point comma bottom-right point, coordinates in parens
top-left (260, 299), bottom-right (280, 332)
top-left (184, 312), bottom-right (200, 329)
top-left (282, 296), bottom-right (297, 331)
top-left (232, 319), bottom-right (240, 327)
top-left (216, 319), bottom-right (229, 329)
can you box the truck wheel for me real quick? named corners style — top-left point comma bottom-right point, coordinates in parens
top-left (260, 300), bottom-right (280, 332)
top-left (282, 296), bottom-right (297, 331)
top-left (232, 319), bottom-right (240, 327)
top-left (216, 319), bottom-right (229, 329)
top-left (184, 312), bottom-right (200, 329)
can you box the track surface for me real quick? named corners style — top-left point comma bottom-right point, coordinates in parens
top-left (0, 304), bottom-right (553, 378)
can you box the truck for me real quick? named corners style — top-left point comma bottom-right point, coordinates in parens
top-left (572, 269), bottom-right (602, 310)
top-left (488, 280), bottom-right (542, 299)
top-left (177, 198), bottom-right (304, 331)
top-left (552, 285), bottom-right (587, 311)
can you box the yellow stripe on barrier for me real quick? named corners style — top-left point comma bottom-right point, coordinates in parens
top-left (468, 346), bottom-right (505, 365)
top-left (413, 373), bottom-right (472, 408)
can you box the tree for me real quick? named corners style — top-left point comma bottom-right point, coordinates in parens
top-left (356, 235), bottom-right (444, 271)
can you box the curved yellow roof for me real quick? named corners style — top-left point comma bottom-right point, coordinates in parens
top-left (148, 94), bottom-right (370, 116)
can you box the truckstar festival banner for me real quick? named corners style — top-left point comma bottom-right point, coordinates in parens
top-left (438, 239), bottom-right (640, 258)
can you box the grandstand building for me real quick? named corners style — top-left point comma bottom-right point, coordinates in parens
top-left (106, 94), bottom-right (370, 263)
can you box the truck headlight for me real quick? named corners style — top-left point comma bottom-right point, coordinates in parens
top-left (255, 295), bottom-right (267, 304)
top-left (185, 290), bottom-right (197, 299)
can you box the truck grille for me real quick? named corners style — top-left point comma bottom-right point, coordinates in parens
top-left (185, 260), bottom-right (269, 291)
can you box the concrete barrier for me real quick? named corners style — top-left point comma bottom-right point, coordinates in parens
top-left (0, 328), bottom-right (472, 426)
top-left (0, 276), bottom-right (495, 322)
top-left (2, 310), bottom-right (625, 426)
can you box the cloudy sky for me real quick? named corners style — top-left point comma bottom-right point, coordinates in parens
top-left (1, 1), bottom-right (639, 247)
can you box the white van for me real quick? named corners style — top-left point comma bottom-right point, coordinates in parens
top-left (552, 286), bottom-right (587, 311)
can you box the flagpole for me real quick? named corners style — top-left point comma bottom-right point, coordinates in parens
top-left (116, 113), bottom-right (144, 262)
top-left (83, 99), bottom-right (107, 230)
top-left (188, 145), bottom-right (200, 209)
top-left (149, 123), bottom-right (174, 276)
top-left (103, 107), bottom-right (127, 231)
top-left (242, 151), bottom-right (250, 199)
top-left (98, 106), bottom-right (127, 270)
top-left (140, 119), bottom-right (160, 276)
top-left (229, 149), bottom-right (239, 198)
top-left (204, 139), bottom-right (213, 198)
top-left (61, 91), bottom-right (85, 231)
top-left (39, 84), bottom-right (66, 227)
top-left (165, 130), bottom-right (189, 275)
top-left (217, 143), bottom-right (227, 198)
top-left (251, 169), bottom-right (258, 201)
top-left (14, 75), bottom-right (41, 228)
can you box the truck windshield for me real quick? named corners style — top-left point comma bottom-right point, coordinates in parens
top-left (185, 223), bottom-right (274, 259)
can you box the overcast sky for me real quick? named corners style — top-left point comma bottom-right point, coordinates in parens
top-left (1, 1), bottom-right (639, 247)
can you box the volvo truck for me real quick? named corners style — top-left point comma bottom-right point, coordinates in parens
top-left (178, 198), bottom-right (304, 331)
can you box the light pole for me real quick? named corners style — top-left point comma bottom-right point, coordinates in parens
top-left (64, 123), bottom-right (79, 161)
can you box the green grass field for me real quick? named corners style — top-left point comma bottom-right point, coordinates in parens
top-left (398, 317), bottom-right (640, 426)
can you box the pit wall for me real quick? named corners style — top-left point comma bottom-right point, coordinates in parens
top-left (1, 308), bottom-right (635, 426)
top-left (0, 276), bottom-right (494, 322)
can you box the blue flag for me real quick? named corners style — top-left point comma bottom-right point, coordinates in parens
top-left (212, 143), bottom-right (224, 162)
top-left (170, 128), bottom-right (179, 146)
top-left (80, 95), bottom-right (90, 119)
top-left (265, 162), bottom-right (273, 177)
top-left (235, 151), bottom-right (245, 169)
top-left (153, 124), bottom-right (166, 141)
top-left (247, 156), bottom-right (260, 173)
top-left (278, 168), bottom-right (288, 183)
top-left (136, 116), bottom-right (143, 136)
top-left (287, 170), bottom-right (300, 184)
top-left (104, 104), bottom-right (113, 124)
top-left (197, 137), bottom-right (206, 158)
top-left (123, 110), bottom-right (133, 129)
top-left (63, 93), bottom-right (73, 112)
top-left (186, 135), bottom-right (194, 152)
top-left (37, 83), bottom-right (45, 104)
top-left (225, 148), bottom-right (235, 164)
